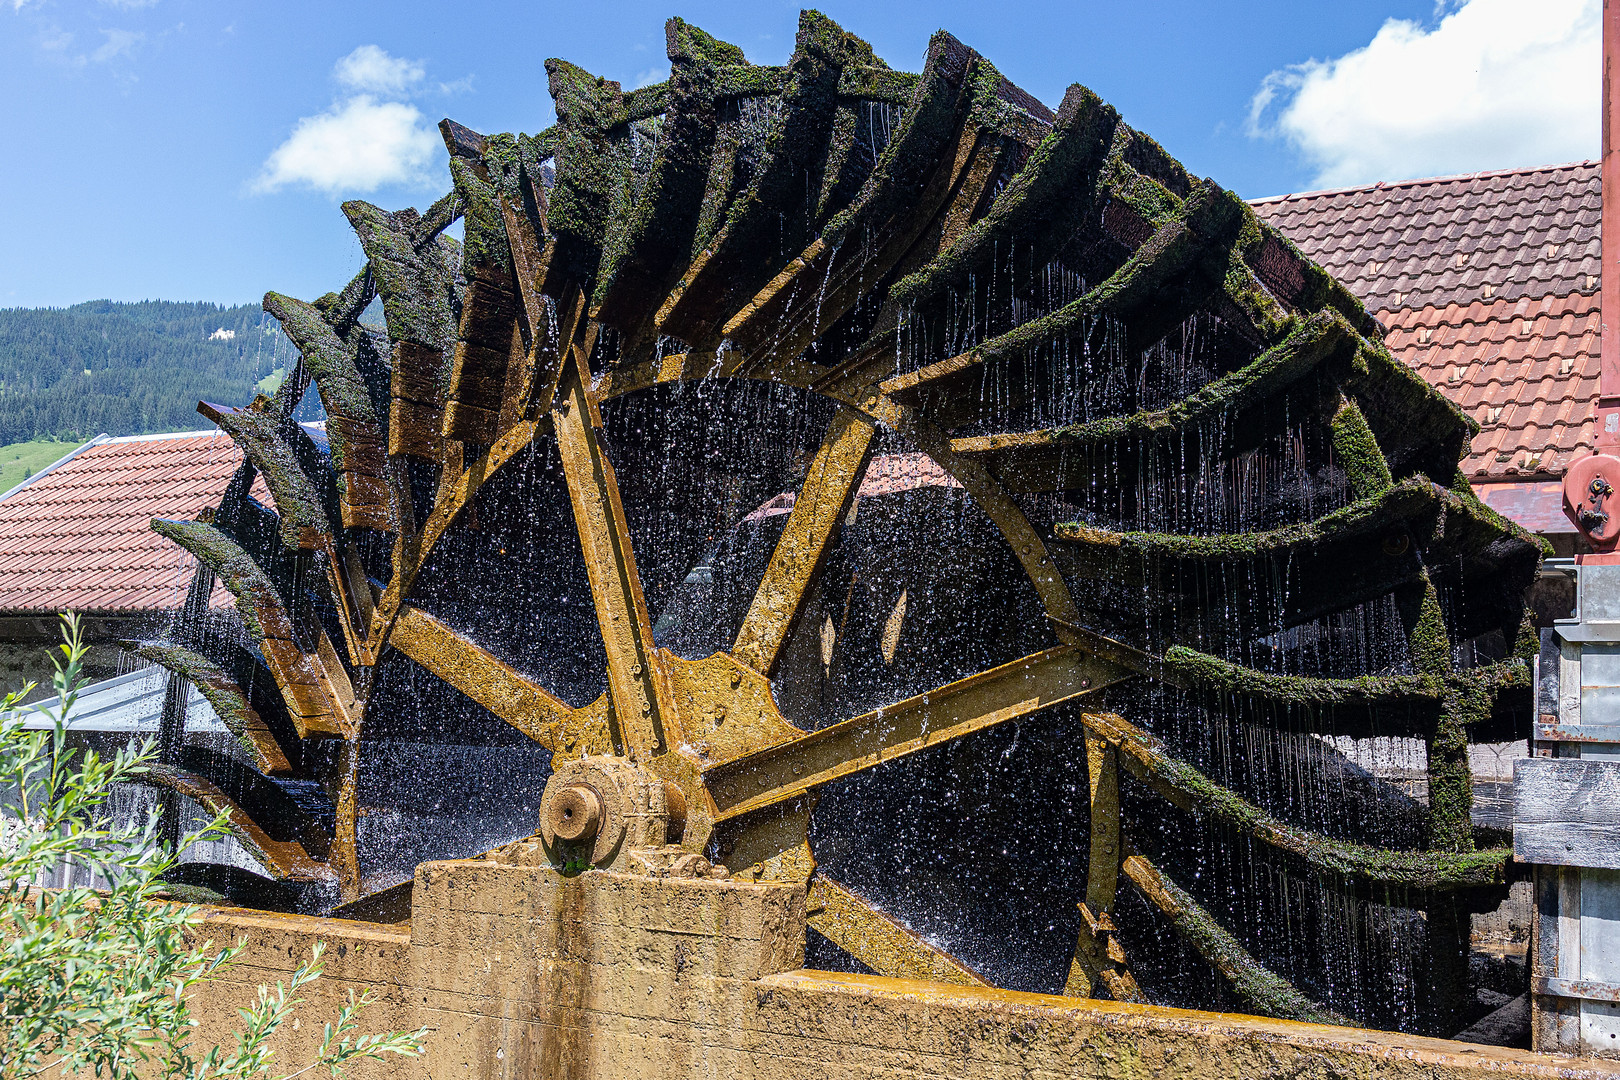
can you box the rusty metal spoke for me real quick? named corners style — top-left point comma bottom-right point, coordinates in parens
top-left (389, 604), bottom-right (609, 757)
top-left (808, 873), bottom-right (987, 987)
top-left (551, 327), bottom-right (677, 759)
top-left (731, 409), bottom-right (876, 678)
top-left (706, 646), bottom-right (1133, 823)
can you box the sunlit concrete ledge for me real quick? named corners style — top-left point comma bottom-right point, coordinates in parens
top-left (181, 856), bottom-right (1620, 1079)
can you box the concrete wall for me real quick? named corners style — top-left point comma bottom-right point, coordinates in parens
top-left (184, 847), bottom-right (1620, 1079)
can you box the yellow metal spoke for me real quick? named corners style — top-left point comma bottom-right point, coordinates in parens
top-left (808, 873), bottom-right (987, 987)
top-left (732, 409), bottom-right (875, 677)
top-left (706, 646), bottom-right (1133, 822)
top-left (551, 335), bottom-right (677, 759)
top-left (389, 604), bottom-right (609, 757)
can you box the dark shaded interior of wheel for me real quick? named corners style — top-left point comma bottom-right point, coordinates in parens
top-left (134, 11), bottom-right (1544, 1038)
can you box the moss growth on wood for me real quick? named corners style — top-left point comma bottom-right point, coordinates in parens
top-left (1038, 309), bottom-right (1355, 457)
top-left (592, 18), bottom-right (749, 326)
top-left (1161, 644), bottom-right (1529, 740)
top-left (449, 156), bottom-right (512, 287)
top-left (133, 643), bottom-right (279, 773)
top-left (342, 200), bottom-right (458, 352)
top-left (544, 57), bottom-right (630, 286)
top-left (1330, 398), bottom-right (1394, 499)
top-left (1430, 677), bottom-right (1485, 852)
top-left (149, 519), bottom-right (290, 650)
top-left (1347, 338), bottom-right (1475, 483)
top-left (1100, 715), bottom-right (1509, 889)
top-left (888, 82), bottom-right (1119, 309)
top-left (836, 66), bottom-right (914, 101)
top-left (1124, 853), bottom-right (1352, 1025)
top-left (200, 404), bottom-right (330, 550)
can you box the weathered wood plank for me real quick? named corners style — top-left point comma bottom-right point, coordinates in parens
top-left (1532, 722), bottom-right (1620, 744)
top-left (1514, 758), bottom-right (1620, 870)
top-left (1122, 852), bottom-right (1350, 1024)
top-left (1533, 975), bottom-right (1620, 1004)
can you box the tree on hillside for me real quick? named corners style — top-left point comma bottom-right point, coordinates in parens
top-left (0, 301), bottom-right (324, 445)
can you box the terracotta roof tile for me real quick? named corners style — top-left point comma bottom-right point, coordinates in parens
top-left (1253, 162), bottom-right (1601, 482)
top-left (1253, 161), bottom-right (1600, 315)
top-left (1380, 292), bottom-right (1599, 479)
top-left (0, 431), bottom-right (244, 615)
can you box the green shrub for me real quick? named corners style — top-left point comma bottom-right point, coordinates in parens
top-left (0, 615), bottom-right (426, 1078)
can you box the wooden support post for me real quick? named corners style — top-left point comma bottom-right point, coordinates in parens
top-left (330, 738), bottom-right (362, 903)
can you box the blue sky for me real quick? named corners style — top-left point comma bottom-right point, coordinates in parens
top-left (0, 0), bottom-right (1599, 309)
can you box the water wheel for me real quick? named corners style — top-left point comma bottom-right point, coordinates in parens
top-left (142, 13), bottom-right (1543, 1036)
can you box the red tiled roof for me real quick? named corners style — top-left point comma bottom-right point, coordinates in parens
top-left (1253, 161), bottom-right (1601, 485)
top-left (1385, 293), bottom-right (1599, 479)
top-left (745, 453), bottom-right (963, 521)
top-left (0, 432), bottom-right (243, 615)
top-left (1252, 161), bottom-right (1599, 314)
top-left (856, 453), bottom-right (960, 497)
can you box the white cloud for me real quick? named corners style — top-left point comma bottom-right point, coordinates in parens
top-left (1249, 0), bottom-right (1599, 189)
top-left (633, 66), bottom-right (664, 89)
top-left (254, 95), bottom-right (439, 195)
top-left (255, 45), bottom-right (445, 196)
top-left (333, 44), bottom-right (423, 98)
top-left (91, 27), bottom-right (141, 62)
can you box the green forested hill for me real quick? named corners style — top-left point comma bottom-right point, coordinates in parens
top-left (0, 300), bottom-right (308, 445)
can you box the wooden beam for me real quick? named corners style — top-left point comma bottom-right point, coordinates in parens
top-left (134, 643), bottom-right (292, 777)
top-left (497, 198), bottom-right (569, 421)
top-left (1087, 711), bottom-right (1509, 889)
top-left (731, 410), bottom-right (875, 677)
top-left (390, 341), bottom-right (447, 460)
top-left (1063, 724), bottom-right (1142, 1001)
top-left (707, 646), bottom-right (1132, 822)
top-left (1121, 851), bottom-right (1348, 1025)
top-left (331, 738), bottom-right (361, 902)
top-left (152, 520), bottom-right (352, 740)
top-left (141, 765), bottom-right (332, 883)
top-left (713, 44), bottom-right (986, 371)
top-left (1084, 729), bottom-right (1123, 913)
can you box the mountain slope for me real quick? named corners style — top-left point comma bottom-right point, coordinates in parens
top-left (0, 300), bottom-right (307, 444)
